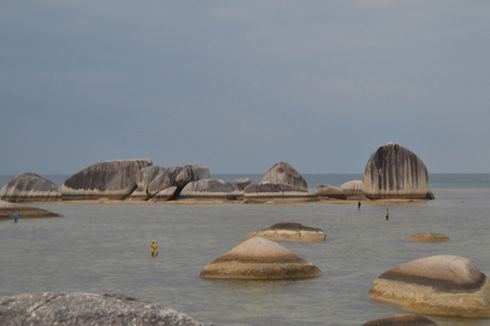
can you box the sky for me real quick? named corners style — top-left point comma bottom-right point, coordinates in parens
top-left (1, 0), bottom-right (490, 175)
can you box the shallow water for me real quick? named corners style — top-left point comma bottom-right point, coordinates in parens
top-left (1, 176), bottom-right (490, 325)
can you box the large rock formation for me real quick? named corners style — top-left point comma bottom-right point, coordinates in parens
top-left (314, 184), bottom-right (347, 199)
top-left (147, 165), bottom-right (210, 199)
top-left (245, 222), bottom-right (326, 242)
top-left (244, 162), bottom-right (310, 200)
top-left (406, 232), bottom-right (449, 243)
top-left (362, 314), bottom-right (437, 326)
top-left (363, 143), bottom-right (432, 199)
top-left (0, 173), bottom-right (61, 202)
top-left (200, 237), bottom-right (322, 280)
top-left (179, 179), bottom-right (242, 199)
top-left (260, 162), bottom-right (308, 190)
top-left (60, 159), bottom-right (152, 200)
top-left (0, 292), bottom-right (209, 326)
top-left (340, 180), bottom-right (364, 198)
top-left (368, 255), bottom-right (490, 318)
top-left (0, 200), bottom-right (61, 220)
top-left (129, 165), bottom-right (165, 200)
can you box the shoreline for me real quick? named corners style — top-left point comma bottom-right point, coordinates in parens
top-left (17, 198), bottom-right (429, 206)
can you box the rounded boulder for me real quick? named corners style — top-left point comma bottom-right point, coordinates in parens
top-left (200, 237), bottom-right (322, 280)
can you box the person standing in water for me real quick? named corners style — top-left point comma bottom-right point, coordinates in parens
top-left (150, 240), bottom-right (159, 257)
top-left (357, 201), bottom-right (361, 211)
top-left (385, 208), bottom-right (390, 221)
top-left (12, 211), bottom-right (18, 223)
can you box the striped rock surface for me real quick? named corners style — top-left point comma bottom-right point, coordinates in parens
top-left (179, 178), bottom-right (241, 199)
top-left (406, 232), bottom-right (449, 243)
top-left (362, 314), bottom-right (437, 325)
top-left (0, 173), bottom-right (60, 202)
top-left (245, 222), bottom-right (326, 242)
top-left (200, 237), bottom-right (322, 280)
top-left (0, 292), bottom-right (210, 326)
top-left (340, 180), bottom-right (364, 198)
top-left (314, 184), bottom-right (347, 199)
top-left (129, 165), bottom-right (165, 200)
top-left (363, 144), bottom-right (431, 199)
top-left (368, 255), bottom-right (490, 317)
top-left (244, 183), bottom-right (310, 198)
top-left (147, 165), bottom-right (210, 198)
top-left (60, 159), bottom-right (152, 200)
top-left (260, 162), bottom-right (308, 190)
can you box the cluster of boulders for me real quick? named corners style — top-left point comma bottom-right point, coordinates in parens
top-left (0, 143), bottom-right (436, 203)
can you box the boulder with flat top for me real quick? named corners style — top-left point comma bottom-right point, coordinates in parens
top-left (0, 173), bottom-right (61, 202)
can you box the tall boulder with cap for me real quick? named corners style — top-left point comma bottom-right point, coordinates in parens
top-left (363, 143), bottom-right (432, 199)
top-left (60, 159), bottom-right (152, 200)
top-left (368, 255), bottom-right (490, 318)
top-left (0, 173), bottom-right (61, 202)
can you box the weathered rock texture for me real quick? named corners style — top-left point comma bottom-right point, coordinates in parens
top-left (363, 144), bottom-right (432, 199)
top-left (314, 184), bottom-right (347, 199)
top-left (362, 314), bottom-right (437, 326)
top-left (406, 232), bottom-right (449, 243)
top-left (147, 165), bottom-right (210, 199)
top-left (200, 237), bottom-right (322, 280)
top-left (244, 183), bottom-right (310, 199)
top-left (231, 177), bottom-right (252, 190)
top-left (245, 222), bottom-right (326, 242)
top-left (152, 186), bottom-right (178, 201)
top-left (260, 162), bottom-right (308, 190)
top-left (0, 292), bottom-right (209, 326)
top-left (129, 165), bottom-right (165, 200)
top-left (0, 173), bottom-right (61, 202)
top-left (60, 160), bottom-right (153, 200)
top-left (180, 179), bottom-right (242, 199)
top-left (368, 255), bottom-right (490, 318)
top-left (340, 180), bottom-right (364, 198)
top-left (0, 200), bottom-right (61, 220)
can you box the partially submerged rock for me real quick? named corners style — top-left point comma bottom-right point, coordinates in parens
top-left (362, 314), bottom-right (437, 326)
top-left (0, 173), bottom-right (61, 202)
top-left (406, 232), bottom-right (449, 243)
top-left (314, 184), bottom-right (346, 199)
top-left (260, 162), bottom-right (308, 190)
top-left (200, 237), bottom-right (322, 280)
top-left (61, 159), bottom-right (152, 200)
top-left (147, 165), bottom-right (210, 198)
top-left (363, 143), bottom-right (432, 199)
top-left (0, 292), bottom-right (209, 326)
top-left (180, 178), bottom-right (242, 199)
top-left (0, 200), bottom-right (61, 220)
top-left (245, 222), bottom-right (326, 242)
top-left (368, 255), bottom-right (490, 318)
top-left (340, 180), bottom-right (364, 198)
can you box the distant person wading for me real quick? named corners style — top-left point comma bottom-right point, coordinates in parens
top-left (150, 240), bottom-right (159, 257)
top-left (385, 208), bottom-right (390, 221)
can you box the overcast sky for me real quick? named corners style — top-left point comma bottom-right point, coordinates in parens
top-left (1, 1), bottom-right (489, 174)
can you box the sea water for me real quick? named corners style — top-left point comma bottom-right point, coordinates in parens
top-left (1, 174), bottom-right (490, 326)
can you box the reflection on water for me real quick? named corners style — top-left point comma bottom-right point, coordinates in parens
top-left (1, 188), bottom-right (490, 325)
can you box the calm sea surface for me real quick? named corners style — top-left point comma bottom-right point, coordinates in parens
top-left (1, 174), bottom-right (490, 326)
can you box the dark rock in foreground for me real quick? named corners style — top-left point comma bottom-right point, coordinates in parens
top-left (260, 162), bottom-right (308, 190)
top-left (61, 159), bottom-right (153, 200)
top-left (362, 314), bottom-right (437, 325)
top-left (0, 172), bottom-right (61, 202)
top-left (0, 200), bottom-right (61, 220)
top-left (0, 292), bottom-right (210, 326)
top-left (363, 143), bottom-right (432, 199)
